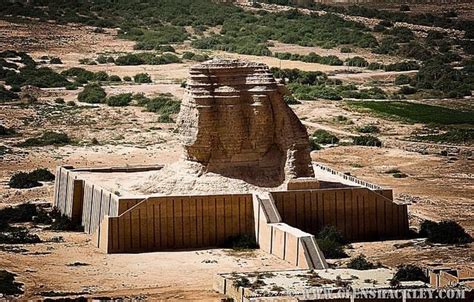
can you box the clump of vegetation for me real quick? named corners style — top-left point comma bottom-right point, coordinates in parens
top-left (345, 56), bottom-right (368, 67)
top-left (222, 234), bottom-right (258, 250)
top-left (392, 264), bottom-right (428, 283)
top-left (414, 128), bottom-right (474, 144)
top-left (274, 52), bottom-right (343, 66)
top-left (134, 73), bottom-right (152, 83)
top-left (356, 124), bottom-right (379, 134)
top-left (0, 227), bottom-right (41, 244)
top-left (17, 131), bottom-right (71, 147)
top-left (347, 254), bottom-right (376, 270)
top-left (340, 47), bottom-right (352, 53)
top-left (0, 85), bottom-right (19, 102)
top-left (143, 94), bottom-right (180, 122)
top-left (49, 57), bottom-right (62, 64)
top-left (115, 53), bottom-right (181, 66)
top-left (311, 129), bottom-right (339, 144)
top-left (78, 83), bottom-right (106, 103)
top-left (353, 135), bottom-right (382, 147)
top-left (8, 169), bottom-right (54, 189)
top-left (0, 203), bottom-right (38, 223)
top-left (419, 220), bottom-right (472, 244)
top-left (309, 138), bottom-right (322, 151)
top-left (394, 74), bottom-right (411, 85)
top-left (0, 270), bottom-right (24, 296)
top-left (0, 124), bottom-right (16, 136)
top-left (106, 93), bottom-right (132, 107)
top-left (284, 95), bottom-right (300, 105)
top-left (316, 226), bottom-right (348, 259)
top-left (348, 101), bottom-right (474, 125)
top-left (181, 52), bottom-right (211, 62)
top-left (48, 209), bottom-right (83, 231)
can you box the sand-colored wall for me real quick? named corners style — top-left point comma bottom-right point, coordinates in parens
top-left (98, 194), bottom-right (254, 253)
top-left (271, 187), bottom-right (408, 241)
top-left (54, 167), bottom-right (84, 223)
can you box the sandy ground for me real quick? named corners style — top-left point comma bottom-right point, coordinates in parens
top-left (0, 16), bottom-right (473, 300)
top-left (0, 229), bottom-right (293, 300)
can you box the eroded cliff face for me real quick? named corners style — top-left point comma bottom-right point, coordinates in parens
top-left (177, 59), bottom-right (314, 186)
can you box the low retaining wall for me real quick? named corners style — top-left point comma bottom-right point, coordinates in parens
top-left (97, 194), bottom-right (254, 253)
top-left (271, 188), bottom-right (408, 241)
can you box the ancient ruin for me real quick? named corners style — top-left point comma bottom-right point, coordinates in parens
top-left (177, 59), bottom-right (314, 185)
top-left (53, 59), bottom-right (408, 271)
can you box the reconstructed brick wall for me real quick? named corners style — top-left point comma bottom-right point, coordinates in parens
top-left (97, 194), bottom-right (255, 253)
top-left (271, 188), bottom-right (408, 241)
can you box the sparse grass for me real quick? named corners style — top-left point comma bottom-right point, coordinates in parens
top-left (17, 131), bottom-right (71, 147)
top-left (347, 101), bottom-right (474, 126)
top-left (413, 128), bottom-right (474, 144)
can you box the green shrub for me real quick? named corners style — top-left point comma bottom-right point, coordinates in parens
top-left (309, 138), bottom-right (321, 151)
top-left (8, 169), bottom-right (54, 189)
top-left (5, 67), bottom-right (70, 88)
top-left (316, 237), bottom-right (348, 259)
top-left (317, 226), bottom-right (347, 245)
top-left (312, 129), bottom-right (339, 144)
top-left (340, 47), bottom-right (352, 53)
top-left (18, 131), bottom-right (71, 147)
top-left (0, 203), bottom-right (38, 223)
top-left (115, 54), bottom-right (144, 65)
top-left (222, 234), bottom-right (258, 250)
top-left (67, 100), bottom-right (76, 106)
top-left (134, 73), bottom-right (152, 83)
top-left (10, 85), bottom-right (21, 92)
top-left (106, 93), bottom-right (132, 107)
top-left (398, 86), bottom-right (417, 95)
top-left (400, 4), bottom-right (410, 11)
top-left (108, 75), bottom-right (121, 82)
top-left (94, 71), bottom-right (109, 81)
top-left (0, 270), bottom-right (24, 296)
top-left (367, 62), bottom-right (384, 70)
top-left (49, 57), bottom-right (62, 64)
top-left (345, 56), bottom-right (368, 67)
top-left (28, 168), bottom-right (55, 182)
top-left (393, 265), bottom-right (428, 283)
top-left (347, 254), bottom-right (376, 270)
top-left (284, 95), bottom-right (300, 104)
top-left (394, 74), bottom-right (411, 85)
top-left (0, 124), bottom-right (15, 136)
top-left (353, 135), bottom-right (382, 147)
top-left (78, 83), bottom-right (106, 103)
top-left (54, 97), bottom-right (65, 104)
top-left (61, 67), bottom-right (96, 83)
top-left (48, 208), bottom-right (83, 231)
top-left (419, 220), bottom-right (472, 244)
top-left (0, 227), bottom-right (41, 244)
top-left (145, 96), bottom-right (180, 115)
top-left (414, 128), bottom-right (474, 144)
top-left (123, 76), bottom-right (132, 82)
top-left (356, 124), bottom-right (380, 133)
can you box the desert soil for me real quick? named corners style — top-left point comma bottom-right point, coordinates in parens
top-left (0, 17), bottom-right (473, 300)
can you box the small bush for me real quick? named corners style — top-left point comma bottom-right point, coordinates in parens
top-left (94, 71), bottom-right (109, 81)
top-left (145, 95), bottom-right (180, 115)
top-left (8, 172), bottom-right (41, 189)
top-left (108, 75), bottom-right (121, 82)
top-left (0, 124), bottom-right (15, 136)
top-left (353, 135), bottom-right (382, 147)
top-left (18, 131), bottom-right (71, 147)
top-left (28, 168), bottom-right (55, 182)
top-left (48, 209), bottom-right (83, 231)
top-left (67, 100), bottom-right (76, 106)
top-left (356, 124), bottom-right (380, 133)
top-left (54, 97), bottom-right (65, 104)
top-left (134, 73), bottom-right (152, 83)
top-left (49, 57), bottom-right (62, 64)
top-left (312, 129), bottom-right (339, 144)
top-left (309, 138), bottom-right (322, 151)
top-left (340, 47), bottom-right (352, 53)
top-left (106, 93), bottom-right (132, 107)
top-left (222, 234), bottom-right (258, 250)
top-left (316, 226), bottom-right (348, 259)
top-left (284, 95), bottom-right (300, 104)
top-left (0, 227), bottom-right (41, 244)
top-left (78, 83), bottom-right (106, 103)
top-left (0, 203), bottom-right (38, 223)
top-left (393, 265), bottom-right (428, 283)
top-left (419, 220), bottom-right (472, 244)
top-left (345, 56), bottom-right (369, 67)
top-left (0, 270), bottom-right (24, 296)
top-left (347, 254), bottom-right (375, 270)
top-left (123, 76), bottom-right (132, 82)
top-left (400, 4), bottom-right (410, 11)
top-left (394, 74), bottom-right (411, 85)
